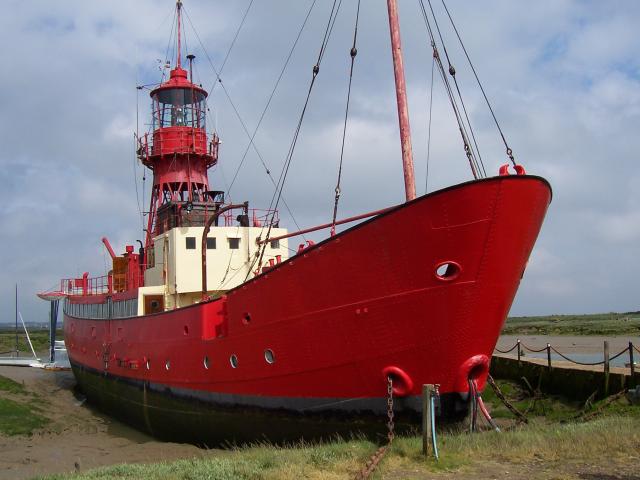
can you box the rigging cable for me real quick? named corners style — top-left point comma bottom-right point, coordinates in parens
top-left (208, 0), bottom-right (255, 95)
top-left (330, 0), bottom-right (361, 235)
top-left (426, 0), bottom-right (486, 177)
top-left (182, 4), bottom-right (306, 234)
top-left (440, 0), bottom-right (517, 167)
top-left (162, 7), bottom-right (178, 81)
top-left (253, 0), bottom-right (343, 276)
top-left (226, 0), bottom-right (318, 237)
top-left (426, 52), bottom-right (435, 193)
top-left (417, 0), bottom-right (482, 179)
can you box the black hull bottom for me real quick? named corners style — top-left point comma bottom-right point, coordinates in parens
top-left (72, 362), bottom-right (468, 446)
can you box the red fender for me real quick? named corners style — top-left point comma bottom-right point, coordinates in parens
top-left (382, 366), bottom-right (414, 397)
top-left (456, 354), bottom-right (490, 392)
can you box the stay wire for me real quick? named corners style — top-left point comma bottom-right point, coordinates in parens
top-left (425, 0), bottom-right (486, 177)
top-left (330, 0), bottom-right (361, 234)
top-left (440, 0), bottom-right (516, 167)
top-left (183, 5), bottom-right (305, 235)
top-left (425, 53), bottom-right (434, 193)
top-left (254, 0), bottom-right (342, 275)
top-left (163, 7), bottom-right (177, 81)
top-left (227, 0), bottom-right (318, 230)
top-left (418, 0), bottom-right (480, 179)
top-left (208, 0), bottom-right (255, 95)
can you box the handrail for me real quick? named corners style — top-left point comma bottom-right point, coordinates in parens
top-left (201, 202), bottom-right (249, 300)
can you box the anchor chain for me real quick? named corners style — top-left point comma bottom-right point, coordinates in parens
top-left (354, 377), bottom-right (395, 480)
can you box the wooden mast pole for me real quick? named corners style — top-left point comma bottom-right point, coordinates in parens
top-left (386, 0), bottom-right (416, 202)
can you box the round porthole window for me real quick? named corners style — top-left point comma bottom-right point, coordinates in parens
top-left (204, 356), bottom-right (210, 369)
top-left (230, 354), bottom-right (238, 368)
top-left (242, 312), bottom-right (251, 325)
top-left (146, 359), bottom-right (151, 370)
top-left (435, 261), bottom-right (461, 281)
top-left (165, 360), bottom-right (171, 370)
top-left (264, 349), bottom-right (275, 364)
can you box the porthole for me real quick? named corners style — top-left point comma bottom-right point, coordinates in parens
top-left (165, 360), bottom-right (171, 370)
top-left (434, 261), bottom-right (461, 281)
top-left (204, 356), bottom-right (210, 369)
top-left (242, 312), bottom-right (251, 325)
top-left (230, 354), bottom-right (238, 368)
top-left (146, 359), bottom-right (151, 370)
top-left (183, 325), bottom-right (189, 335)
top-left (264, 349), bottom-right (275, 364)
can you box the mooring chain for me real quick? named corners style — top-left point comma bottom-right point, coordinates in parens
top-left (355, 377), bottom-right (395, 480)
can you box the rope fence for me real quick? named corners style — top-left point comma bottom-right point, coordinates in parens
top-left (494, 339), bottom-right (638, 375)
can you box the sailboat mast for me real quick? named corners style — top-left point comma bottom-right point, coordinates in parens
top-left (386, 0), bottom-right (416, 202)
top-left (15, 283), bottom-right (18, 357)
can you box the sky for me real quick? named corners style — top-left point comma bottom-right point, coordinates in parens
top-left (0, 0), bottom-right (638, 324)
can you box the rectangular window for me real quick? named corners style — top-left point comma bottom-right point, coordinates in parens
top-left (270, 239), bottom-right (280, 249)
top-left (185, 237), bottom-right (196, 249)
top-left (206, 237), bottom-right (216, 249)
top-left (228, 238), bottom-right (240, 249)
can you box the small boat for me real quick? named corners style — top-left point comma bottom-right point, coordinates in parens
top-left (39, 1), bottom-right (551, 444)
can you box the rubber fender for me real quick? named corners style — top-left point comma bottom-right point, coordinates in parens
top-left (382, 365), bottom-right (414, 397)
top-left (456, 354), bottom-right (489, 392)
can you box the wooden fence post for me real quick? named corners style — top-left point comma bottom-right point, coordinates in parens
top-left (422, 384), bottom-right (435, 457)
top-left (604, 340), bottom-right (610, 396)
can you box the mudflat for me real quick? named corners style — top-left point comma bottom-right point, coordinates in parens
top-left (0, 366), bottom-right (218, 480)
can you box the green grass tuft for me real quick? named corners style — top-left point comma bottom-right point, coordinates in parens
top-left (0, 374), bottom-right (26, 394)
top-left (0, 397), bottom-right (49, 435)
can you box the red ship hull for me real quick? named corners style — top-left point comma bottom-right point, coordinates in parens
top-left (64, 175), bottom-right (551, 443)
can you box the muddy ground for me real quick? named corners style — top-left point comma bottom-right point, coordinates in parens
top-left (0, 366), bottom-right (220, 480)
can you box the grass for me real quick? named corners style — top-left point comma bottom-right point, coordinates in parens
top-left (0, 329), bottom-right (63, 355)
top-left (31, 379), bottom-right (640, 479)
top-left (0, 396), bottom-right (49, 436)
top-left (30, 415), bottom-right (640, 480)
top-left (0, 373), bottom-right (50, 436)
top-left (503, 312), bottom-right (640, 335)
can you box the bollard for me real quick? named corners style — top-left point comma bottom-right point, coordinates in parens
top-left (422, 384), bottom-right (435, 458)
top-left (630, 342), bottom-right (635, 379)
top-left (604, 340), bottom-right (610, 396)
top-left (517, 339), bottom-right (521, 367)
top-left (546, 343), bottom-right (552, 371)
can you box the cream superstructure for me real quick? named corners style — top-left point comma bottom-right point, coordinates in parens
top-left (139, 225), bottom-right (288, 313)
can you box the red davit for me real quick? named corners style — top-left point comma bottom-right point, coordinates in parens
top-left (44, 1), bottom-right (552, 444)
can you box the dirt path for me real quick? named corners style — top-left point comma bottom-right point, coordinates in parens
top-left (0, 366), bottom-right (219, 480)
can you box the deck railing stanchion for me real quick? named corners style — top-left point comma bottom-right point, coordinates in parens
top-left (546, 343), bottom-right (552, 371)
top-left (517, 339), bottom-right (521, 366)
top-left (630, 342), bottom-right (635, 379)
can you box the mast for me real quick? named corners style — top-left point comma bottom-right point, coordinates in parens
top-left (386, 0), bottom-right (416, 202)
top-left (15, 283), bottom-right (18, 357)
top-left (176, 0), bottom-right (182, 69)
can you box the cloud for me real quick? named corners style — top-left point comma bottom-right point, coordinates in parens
top-left (1, 0), bottom-right (639, 323)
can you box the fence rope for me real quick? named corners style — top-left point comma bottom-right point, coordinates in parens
top-left (495, 342), bottom-right (633, 368)
top-left (520, 343), bottom-right (548, 353)
top-left (494, 343), bottom-right (518, 354)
